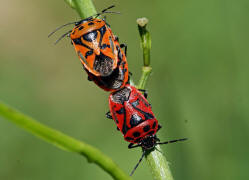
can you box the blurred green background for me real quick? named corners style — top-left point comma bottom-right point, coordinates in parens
top-left (1, 0), bottom-right (249, 179)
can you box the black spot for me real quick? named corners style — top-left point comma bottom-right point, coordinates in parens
top-left (133, 132), bottom-right (140, 137)
top-left (101, 44), bottom-right (110, 49)
top-left (88, 22), bottom-right (94, 26)
top-left (85, 51), bottom-right (93, 58)
top-left (78, 26), bottom-right (84, 30)
top-left (148, 130), bottom-right (155, 135)
top-left (152, 122), bottom-right (157, 129)
top-left (97, 20), bottom-right (102, 23)
top-left (83, 30), bottom-right (98, 42)
top-left (143, 125), bottom-right (150, 132)
top-left (125, 137), bottom-right (134, 141)
top-left (72, 31), bottom-right (75, 35)
top-left (130, 114), bottom-right (143, 128)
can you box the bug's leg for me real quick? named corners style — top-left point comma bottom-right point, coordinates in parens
top-left (87, 76), bottom-right (93, 81)
top-left (117, 127), bottom-right (120, 131)
top-left (114, 35), bottom-right (119, 42)
top-left (106, 111), bottom-right (112, 119)
top-left (120, 44), bottom-right (127, 56)
top-left (128, 143), bottom-right (140, 149)
top-left (129, 72), bottom-right (133, 76)
top-left (138, 89), bottom-right (148, 99)
top-left (157, 124), bottom-right (162, 131)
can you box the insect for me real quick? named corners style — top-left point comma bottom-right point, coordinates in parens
top-left (48, 5), bottom-right (121, 77)
top-left (107, 85), bottom-right (187, 175)
top-left (86, 36), bottom-right (129, 91)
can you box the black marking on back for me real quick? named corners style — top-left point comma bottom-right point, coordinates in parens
top-left (116, 107), bottom-right (128, 134)
top-left (78, 26), bottom-right (84, 30)
top-left (83, 30), bottom-right (98, 42)
top-left (73, 37), bottom-right (92, 50)
top-left (131, 98), bottom-right (154, 120)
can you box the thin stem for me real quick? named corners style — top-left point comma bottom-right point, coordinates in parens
top-left (136, 18), bottom-right (174, 180)
top-left (0, 101), bottom-right (131, 180)
top-left (65, 0), bottom-right (97, 19)
top-left (137, 17), bottom-right (152, 89)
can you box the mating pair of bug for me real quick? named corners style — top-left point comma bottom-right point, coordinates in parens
top-left (49, 5), bottom-right (186, 176)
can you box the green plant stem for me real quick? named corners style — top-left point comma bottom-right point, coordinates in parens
top-left (0, 101), bottom-right (131, 180)
top-left (137, 66), bottom-right (152, 90)
top-left (65, 0), bottom-right (97, 19)
top-left (136, 18), bottom-right (174, 180)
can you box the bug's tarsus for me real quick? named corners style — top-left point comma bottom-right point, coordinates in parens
top-left (130, 150), bottom-right (146, 176)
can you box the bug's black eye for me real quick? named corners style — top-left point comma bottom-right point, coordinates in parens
top-left (83, 30), bottom-right (98, 42)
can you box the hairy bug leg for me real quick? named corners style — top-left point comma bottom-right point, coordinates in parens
top-left (138, 89), bottom-right (148, 99)
top-left (120, 43), bottom-right (127, 56)
top-left (106, 111), bottom-right (112, 119)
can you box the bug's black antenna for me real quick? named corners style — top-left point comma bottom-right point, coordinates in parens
top-left (157, 138), bottom-right (187, 145)
top-left (130, 150), bottom-right (146, 176)
top-left (54, 30), bottom-right (72, 45)
top-left (48, 22), bottom-right (76, 38)
top-left (95, 5), bottom-right (120, 18)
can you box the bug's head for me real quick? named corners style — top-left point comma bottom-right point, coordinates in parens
top-left (140, 135), bottom-right (158, 150)
top-left (129, 136), bottom-right (187, 176)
